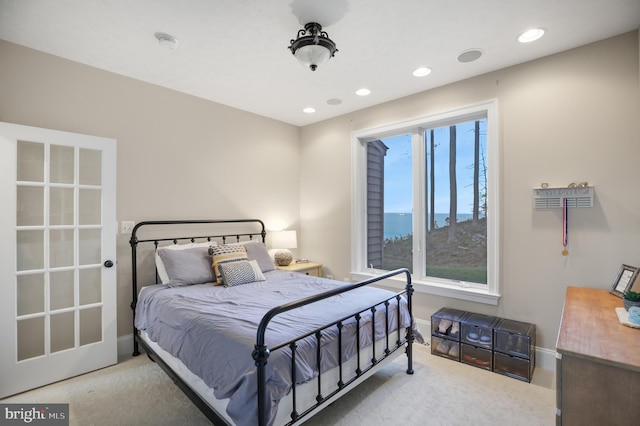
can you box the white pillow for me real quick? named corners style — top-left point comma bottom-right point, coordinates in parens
top-left (155, 242), bottom-right (216, 284)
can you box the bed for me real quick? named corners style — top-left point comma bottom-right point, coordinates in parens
top-left (130, 219), bottom-right (421, 426)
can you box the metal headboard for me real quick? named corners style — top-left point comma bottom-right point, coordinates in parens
top-left (129, 219), bottom-right (266, 355)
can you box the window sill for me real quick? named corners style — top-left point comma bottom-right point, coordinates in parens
top-left (351, 271), bottom-right (500, 305)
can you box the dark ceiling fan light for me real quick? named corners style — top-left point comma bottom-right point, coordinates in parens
top-left (288, 22), bottom-right (338, 71)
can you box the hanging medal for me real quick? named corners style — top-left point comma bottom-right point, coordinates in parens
top-left (562, 198), bottom-right (569, 256)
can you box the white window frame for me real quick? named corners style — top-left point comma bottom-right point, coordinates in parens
top-left (350, 99), bottom-right (500, 305)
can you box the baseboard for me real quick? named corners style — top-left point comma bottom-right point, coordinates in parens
top-left (118, 334), bottom-right (134, 357)
top-left (534, 346), bottom-right (556, 372)
top-left (414, 317), bottom-right (431, 340)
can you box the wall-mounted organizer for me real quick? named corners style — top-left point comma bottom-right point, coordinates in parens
top-left (431, 308), bottom-right (536, 382)
top-left (532, 186), bottom-right (593, 209)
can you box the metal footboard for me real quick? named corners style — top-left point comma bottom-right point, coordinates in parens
top-left (253, 268), bottom-right (415, 426)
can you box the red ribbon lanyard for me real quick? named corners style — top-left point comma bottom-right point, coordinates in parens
top-left (562, 198), bottom-right (568, 256)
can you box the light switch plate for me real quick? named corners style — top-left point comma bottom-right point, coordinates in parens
top-left (120, 221), bottom-right (135, 234)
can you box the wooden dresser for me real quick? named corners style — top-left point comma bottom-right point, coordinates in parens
top-left (556, 286), bottom-right (640, 425)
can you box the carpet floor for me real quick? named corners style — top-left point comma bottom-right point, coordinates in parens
top-left (1, 343), bottom-right (556, 425)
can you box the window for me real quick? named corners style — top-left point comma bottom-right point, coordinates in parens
top-left (352, 100), bottom-right (499, 304)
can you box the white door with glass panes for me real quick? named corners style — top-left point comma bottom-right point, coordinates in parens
top-left (0, 122), bottom-right (117, 398)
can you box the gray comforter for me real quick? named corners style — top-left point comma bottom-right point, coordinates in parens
top-left (135, 270), bottom-right (421, 425)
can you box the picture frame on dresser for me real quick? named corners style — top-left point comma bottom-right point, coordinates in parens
top-left (609, 264), bottom-right (639, 298)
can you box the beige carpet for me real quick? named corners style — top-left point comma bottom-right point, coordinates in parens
top-left (1, 344), bottom-right (556, 425)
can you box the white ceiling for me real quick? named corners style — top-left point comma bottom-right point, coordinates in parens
top-left (1, 0), bottom-right (639, 127)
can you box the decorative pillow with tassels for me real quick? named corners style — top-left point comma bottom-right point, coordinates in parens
top-left (210, 243), bottom-right (247, 285)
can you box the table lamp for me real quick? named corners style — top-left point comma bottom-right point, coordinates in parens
top-left (271, 230), bottom-right (297, 266)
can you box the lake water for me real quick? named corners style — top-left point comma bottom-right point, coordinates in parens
top-left (384, 212), bottom-right (473, 239)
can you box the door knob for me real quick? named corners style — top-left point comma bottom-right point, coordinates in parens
top-left (104, 260), bottom-right (114, 268)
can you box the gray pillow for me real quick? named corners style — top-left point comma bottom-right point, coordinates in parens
top-left (219, 259), bottom-right (266, 287)
top-left (244, 241), bottom-right (276, 272)
top-left (157, 247), bottom-right (216, 286)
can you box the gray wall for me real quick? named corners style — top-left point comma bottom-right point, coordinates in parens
top-left (299, 31), bottom-right (640, 351)
top-left (0, 40), bottom-right (301, 337)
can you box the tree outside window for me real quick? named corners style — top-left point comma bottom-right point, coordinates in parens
top-left (366, 118), bottom-right (488, 286)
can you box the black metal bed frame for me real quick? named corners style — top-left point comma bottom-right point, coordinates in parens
top-left (130, 219), bottom-right (415, 426)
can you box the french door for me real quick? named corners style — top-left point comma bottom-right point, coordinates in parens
top-left (0, 122), bottom-right (117, 398)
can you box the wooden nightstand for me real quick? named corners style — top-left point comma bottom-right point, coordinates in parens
top-left (277, 261), bottom-right (322, 277)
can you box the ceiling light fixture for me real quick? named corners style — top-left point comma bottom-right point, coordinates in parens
top-left (154, 32), bottom-right (179, 49)
top-left (413, 67), bottom-right (432, 77)
top-left (288, 22), bottom-right (338, 71)
top-left (355, 88), bottom-right (371, 96)
top-left (302, 107), bottom-right (316, 113)
top-left (518, 28), bottom-right (545, 43)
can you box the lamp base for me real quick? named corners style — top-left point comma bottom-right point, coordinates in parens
top-left (274, 249), bottom-right (293, 266)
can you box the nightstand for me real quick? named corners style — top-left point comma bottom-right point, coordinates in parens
top-left (277, 261), bottom-right (322, 277)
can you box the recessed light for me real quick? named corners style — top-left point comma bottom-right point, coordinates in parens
top-left (457, 49), bottom-right (483, 63)
top-left (356, 88), bottom-right (371, 96)
top-left (154, 32), bottom-right (179, 49)
top-left (303, 107), bottom-right (316, 114)
top-left (518, 28), bottom-right (545, 43)
top-left (413, 67), bottom-right (432, 77)
top-left (327, 98), bottom-right (342, 105)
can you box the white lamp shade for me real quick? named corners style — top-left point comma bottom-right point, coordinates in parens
top-left (294, 45), bottom-right (331, 69)
top-left (271, 230), bottom-right (297, 249)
